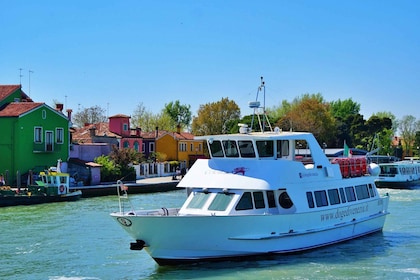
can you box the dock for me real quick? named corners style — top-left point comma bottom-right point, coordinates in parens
top-left (70, 176), bottom-right (180, 197)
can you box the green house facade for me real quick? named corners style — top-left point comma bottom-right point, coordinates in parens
top-left (0, 85), bottom-right (70, 185)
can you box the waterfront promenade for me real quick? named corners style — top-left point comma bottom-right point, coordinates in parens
top-left (71, 176), bottom-right (180, 197)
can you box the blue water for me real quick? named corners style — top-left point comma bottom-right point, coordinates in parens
top-left (1, 188), bottom-right (419, 280)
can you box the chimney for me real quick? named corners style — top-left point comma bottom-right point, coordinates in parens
top-left (155, 126), bottom-right (159, 138)
top-left (136, 127), bottom-right (141, 137)
top-left (66, 109), bottom-right (72, 121)
top-left (89, 126), bottom-right (96, 137)
top-left (56, 103), bottom-right (64, 112)
top-left (176, 124), bottom-right (181, 134)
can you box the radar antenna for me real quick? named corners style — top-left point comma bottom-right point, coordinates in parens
top-left (249, 77), bottom-right (272, 133)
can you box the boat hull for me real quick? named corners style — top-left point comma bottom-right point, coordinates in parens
top-left (375, 179), bottom-right (420, 189)
top-left (111, 197), bottom-right (389, 265)
top-left (0, 191), bottom-right (82, 207)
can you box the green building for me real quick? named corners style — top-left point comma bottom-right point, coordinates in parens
top-left (0, 85), bottom-right (70, 185)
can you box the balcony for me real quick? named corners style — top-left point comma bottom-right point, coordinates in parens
top-left (33, 142), bottom-right (62, 153)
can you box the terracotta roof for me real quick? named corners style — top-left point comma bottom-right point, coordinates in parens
top-left (0, 102), bottom-right (44, 117)
top-left (0, 85), bottom-right (33, 102)
top-left (141, 130), bottom-right (195, 140)
top-left (72, 122), bottom-right (120, 143)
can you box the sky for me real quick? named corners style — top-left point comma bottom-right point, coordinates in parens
top-left (1, 0), bottom-right (419, 123)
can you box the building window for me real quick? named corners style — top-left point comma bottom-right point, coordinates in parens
top-left (56, 128), bottom-right (64, 144)
top-left (134, 141), bottom-right (139, 152)
top-left (45, 131), bottom-right (53, 151)
top-left (142, 143), bottom-right (145, 153)
top-left (179, 142), bottom-right (187, 152)
top-left (34, 127), bottom-right (43, 143)
top-left (123, 141), bottom-right (129, 148)
top-left (123, 123), bottom-right (128, 131)
top-left (42, 110), bottom-right (46, 119)
top-left (149, 142), bottom-right (155, 152)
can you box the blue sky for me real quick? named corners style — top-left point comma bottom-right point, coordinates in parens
top-left (1, 1), bottom-right (419, 123)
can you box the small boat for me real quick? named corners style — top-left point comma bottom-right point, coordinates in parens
top-left (0, 160), bottom-right (82, 207)
top-left (110, 78), bottom-right (390, 265)
top-left (375, 158), bottom-right (420, 189)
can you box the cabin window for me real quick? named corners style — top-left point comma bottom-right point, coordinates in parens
top-left (277, 140), bottom-right (290, 157)
top-left (328, 189), bottom-right (341, 205)
top-left (253, 192), bottom-right (265, 209)
top-left (235, 192), bottom-right (253, 210)
top-left (60, 176), bottom-right (66, 184)
top-left (279, 192), bottom-right (294, 209)
top-left (345, 187), bottom-right (357, 202)
top-left (209, 140), bottom-right (224, 157)
top-left (256, 140), bottom-right (274, 157)
top-left (267, 191), bottom-right (276, 208)
top-left (339, 188), bottom-right (347, 203)
top-left (368, 184), bottom-right (376, 197)
top-left (187, 192), bottom-right (210, 209)
top-left (314, 190), bottom-right (328, 207)
top-left (355, 184), bottom-right (370, 200)
top-left (306, 192), bottom-right (315, 208)
top-left (238, 140), bottom-right (256, 158)
top-left (223, 140), bottom-right (239, 157)
top-left (34, 127), bottom-right (43, 143)
top-left (208, 193), bottom-right (234, 211)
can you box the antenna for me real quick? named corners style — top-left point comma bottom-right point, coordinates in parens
top-left (28, 70), bottom-right (34, 96)
top-left (248, 77), bottom-right (272, 133)
top-left (19, 68), bottom-right (23, 85)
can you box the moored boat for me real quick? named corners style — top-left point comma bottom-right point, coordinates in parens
top-left (110, 78), bottom-right (390, 265)
top-left (375, 158), bottom-right (420, 189)
top-left (0, 160), bottom-right (82, 207)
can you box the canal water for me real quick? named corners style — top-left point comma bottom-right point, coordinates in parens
top-left (1, 188), bottom-right (419, 280)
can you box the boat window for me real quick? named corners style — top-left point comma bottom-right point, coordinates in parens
top-left (328, 189), bottom-right (341, 205)
top-left (238, 140), bottom-right (256, 158)
top-left (208, 193), bottom-right (234, 211)
top-left (187, 192), bottom-right (210, 209)
top-left (345, 186), bottom-right (357, 202)
top-left (281, 140), bottom-right (290, 156)
top-left (279, 192), bottom-right (294, 209)
top-left (267, 191), bottom-right (276, 208)
top-left (256, 140), bottom-right (274, 157)
top-left (355, 184), bottom-right (370, 200)
top-left (253, 192), bottom-right (265, 209)
top-left (235, 192), bottom-right (253, 210)
top-left (368, 184), bottom-right (376, 197)
top-left (209, 140), bottom-right (224, 157)
top-left (60, 176), bottom-right (66, 184)
top-left (222, 140), bottom-right (239, 157)
top-left (339, 188), bottom-right (347, 203)
top-left (306, 192), bottom-right (315, 208)
top-left (314, 190), bottom-right (328, 207)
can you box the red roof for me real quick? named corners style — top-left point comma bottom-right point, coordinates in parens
top-left (0, 85), bottom-right (32, 102)
top-left (72, 122), bottom-right (121, 143)
top-left (0, 102), bottom-right (44, 117)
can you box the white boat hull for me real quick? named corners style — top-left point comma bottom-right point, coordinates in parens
top-left (111, 197), bottom-right (389, 264)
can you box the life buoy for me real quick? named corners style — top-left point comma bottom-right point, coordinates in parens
top-left (59, 185), bottom-right (65, 193)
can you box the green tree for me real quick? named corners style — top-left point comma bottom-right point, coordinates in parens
top-left (163, 100), bottom-right (192, 130)
top-left (275, 93), bottom-right (336, 145)
top-left (72, 105), bottom-right (107, 127)
top-left (109, 145), bottom-right (141, 181)
top-left (131, 102), bottom-right (173, 132)
top-left (191, 97), bottom-right (240, 135)
top-left (398, 115), bottom-right (420, 157)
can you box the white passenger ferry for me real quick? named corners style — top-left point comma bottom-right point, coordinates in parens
top-left (110, 79), bottom-right (390, 265)
top-left (375, 158), bottom-right (420, 189)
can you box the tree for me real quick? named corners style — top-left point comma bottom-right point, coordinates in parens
top-left (163, 100), bottom-right (192, 130)
top-left (109, 145), bottom-right (142, 181)
top-left (398, 115), bottom-right (420, 157)
top-left (275, 93), bottom-right (336, 145)
top-left (131, 102), bottom-right (173, 132)
top-left (191, 98), bottom-right (241, 136)
top-left (72, 105), bottom-right (107, 127)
